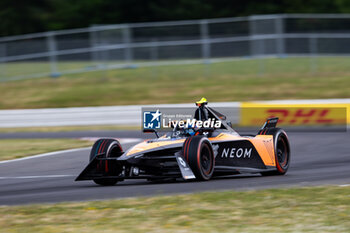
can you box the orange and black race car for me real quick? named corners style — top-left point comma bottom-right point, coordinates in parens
top-left (76, 99), bottom-right (290, 186)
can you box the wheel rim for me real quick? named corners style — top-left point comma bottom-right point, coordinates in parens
top-left (200, 143), bottom-right (213, 175)
top-left (277, 137), bottom-right (288, 170)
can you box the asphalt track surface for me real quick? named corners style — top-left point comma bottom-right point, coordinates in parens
top-left (0, 130), bottom-right (349, 205)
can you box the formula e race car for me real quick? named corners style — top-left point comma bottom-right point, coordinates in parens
top-left (76, 99), bottom-right (290, 186)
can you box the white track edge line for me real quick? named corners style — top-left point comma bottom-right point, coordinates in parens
top-left (0, 138), bottom-right (143, 164)
top-left (0, 175), bottom-right (75, 179)
top-left (0, 147), bottom-right (91, 164)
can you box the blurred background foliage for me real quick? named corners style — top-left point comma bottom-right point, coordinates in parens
top-left (2, 0), bottom-right (350, 37)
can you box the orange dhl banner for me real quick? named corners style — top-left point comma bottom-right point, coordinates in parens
top-left (240, 102), bottom-right (349, 126)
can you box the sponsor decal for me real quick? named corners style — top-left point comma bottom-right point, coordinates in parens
top-left (241, 103), bottom-right (347, 127)
top-left (175, 152), bottom-right (196, 179)
top-left (178, 157), bottom-right (187, 168)
top-left (221, 147), bottom-right (252, 159)
top-left (266, 109), bottom-right (333, 124)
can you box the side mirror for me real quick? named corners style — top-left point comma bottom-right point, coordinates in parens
top-left (143, 128), bottom-right (159, 138)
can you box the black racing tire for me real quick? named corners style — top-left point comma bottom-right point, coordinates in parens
top-left (182, 136), bottom-right (215, 181)
top-left (260, 128), bottom-right (290, 176)
top-left (90, 138), bottom-right (123, 186)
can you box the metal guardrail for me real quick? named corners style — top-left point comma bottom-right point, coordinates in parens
top-left (1, 14), bottom-right (350, 81)
top-left (0, 103), bottom-right (241, 128)
top-left (0, 99), bottom-right (349, 128)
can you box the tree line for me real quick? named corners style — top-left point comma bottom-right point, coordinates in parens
top-left (1, 0), bottom-right (350, 37)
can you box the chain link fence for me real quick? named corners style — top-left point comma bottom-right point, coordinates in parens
top-left (1, 14), bottom-right (350, 81)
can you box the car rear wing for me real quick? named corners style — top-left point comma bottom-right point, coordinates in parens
top-left (258, 117), bottom-right (279, 135)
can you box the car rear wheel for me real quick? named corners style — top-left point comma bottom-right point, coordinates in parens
top-left (90, 139), bottom-right (123, 186)
top-left (261, 128), bottom-right (290, 176)
top-left (182, 136), bottom-right (215, 180)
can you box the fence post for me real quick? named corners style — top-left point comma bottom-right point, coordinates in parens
top-left (46, 32), bottom-right (59, 78)
top-left (249, 16), bottom-right (258, 58)
top-left (258, 39), bottom-right (265, 76)
top-left (150, 38), bottom-right (158, 62)
top-left (0, 43), bottom-right (6, 79)
top-left (275, 15), bottom-right (285, 57)
top-left (200, 20), bottom-right (210, 64)
top-left (249, 16), bottom-right (265, 76)
top-left (123, 24), bottom-right (133, 67)
top-left (89, 25), bottom-right (101, 69)
top-left (309, 37), bottom-right (318, 74)
top-left (150, 38), bottom-right (159, 77)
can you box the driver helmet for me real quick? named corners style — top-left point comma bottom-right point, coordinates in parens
top-left (195, 97), bottom-right (208, 107)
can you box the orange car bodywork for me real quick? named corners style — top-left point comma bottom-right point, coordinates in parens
top-left (126, 132), bottom-right (276, 167)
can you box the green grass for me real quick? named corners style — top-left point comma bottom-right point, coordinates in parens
top-left (0, 139), bottom-right (92, 161)
top-left (1, 57), bottom-right (350, 109)
top-left (0, 125), bottom-right (139, 133)
top-left (1, 61), bottom-right (97, 78)
top-left (0, 186), bottom-right (349, 232)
